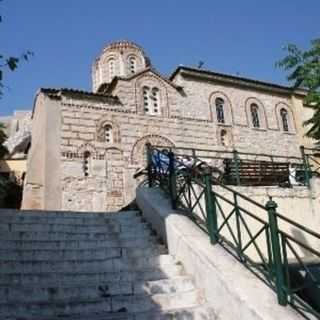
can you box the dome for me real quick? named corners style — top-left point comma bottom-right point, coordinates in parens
top-left (92, 40), bottom-right (151, 92)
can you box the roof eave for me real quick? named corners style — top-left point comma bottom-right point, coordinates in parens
top-left (170, 66), bottom-right (307, 97)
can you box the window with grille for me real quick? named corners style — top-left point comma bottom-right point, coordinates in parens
top-left (215, 98), bottom-right (225, 124)
top-left (108, 59), bottom-right (115, 81)
top-left (104, 125), bottom-right (113, 143)
top-left (128, 57), bottom-right (136, 74)
top-left (83, 151), bottom-right (91, 177)
top-left (250, 104), bottom-right (260, 128)
top-left (280, 108), bottom-right (289, 132)
top-left (142, 86), bottom-right (160, 115)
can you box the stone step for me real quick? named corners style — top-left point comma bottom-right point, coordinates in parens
top-left (127, 305), bottom-right (216, 320)
top-left (0, 289), bottom-right (202, 319)
top-left (0, 255), bottom-right (176, 274)
top-left (0, 265), bottom-right (184, 286)
top-left (25, 304), bottom-right (216, 320)
top-left (0, 209), bottom-right (140, 220)
top-left (0, 244), bottom-right (166, 261)
top-left (0, 235), bottom-right (162, 250)
top-left (0, 221), bottom-right (150, 233)
top-left (0, 213), bottom-right (143, 226)
top-left (0, 228), bottom-right (152, 241)
top-left (0, 276), bottom-right (194, 303)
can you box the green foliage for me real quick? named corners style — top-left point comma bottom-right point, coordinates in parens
top-left (0, 123), bottom-right (8, 159)
top-left (277, 39), bottom-right (320, 142)
top-left (0, 1), bottom-right (33, 98)
top-left (0, 175), bottom-right (23, 208)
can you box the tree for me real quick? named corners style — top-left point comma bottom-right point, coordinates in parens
top-left (277, 39), bottom-right (320, 142)
top-left (0, 1), bottom-right (33, 98)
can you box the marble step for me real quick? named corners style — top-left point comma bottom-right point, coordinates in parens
top-left (0, 221), bottom-right (150, 233)
top-left (0, 209), bottom-right (140, 220)
top-left (0, 254), bottom-right (176, 274)
top-left (0, 228), bottom-right (152, 241)
top-left (0, 289), bottom-right (202, 319)
top-left (0, 235), bottom-right (162, 250)
top-left (0, 265), bottom-right (184, 286)
top-left (0, 276), bottom-right (195, 303)
top-left (0, 244), bottom-right (166, 261)
top-left (20, 304), bottom-right (216, 320)
top-left (0, 213), bottom-right (143, 225)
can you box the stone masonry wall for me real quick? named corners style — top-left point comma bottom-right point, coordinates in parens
top-left (58, 70), bottom-right (302, 211)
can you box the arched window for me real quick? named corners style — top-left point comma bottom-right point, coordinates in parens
top-left (128, 56), bottom-right (136, 74)
top-left (104, 125), bottom-right (113, 143)
top-left (142, 86), bottom-right (160, 115)
top-left (151, 88), bottom-right (160, 114)
top-left (215, 98), bottom-right (225, 124)
top-left (83, 151), bottom-right (91, 177)
top-left (143, 86), bottom-right (150, 113)
top-left (280, 108), bottom-right (289, 132)
top-left (220, 129), bottom-right (227, 146)
top-left (250, 104), bottom-right (260, 128)
top-left (108, 58), bottom-right (115, 80)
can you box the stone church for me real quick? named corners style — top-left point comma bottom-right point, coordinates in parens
top-left (22, 40), bottom-right (310, 212)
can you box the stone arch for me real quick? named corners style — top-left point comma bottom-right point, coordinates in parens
top-left (244, 97), bottom-right (268, 129)
top-left (135, 74), bottom-right (169, 117)
top-left (130, 134), bottom-right (175, 165)
top-left (96, 116), bottom-right (121, 144)
top-left (275, 102), bottom-right (296, 133)
top-left (77, 143), bottom-right (96, 154)
top-left (209, 91), bottom-right (234, 125)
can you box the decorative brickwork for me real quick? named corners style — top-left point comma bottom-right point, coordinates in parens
top-left (22, 40), bottom-right (306, 211)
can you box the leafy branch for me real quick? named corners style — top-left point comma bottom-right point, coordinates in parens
top-left (277, 39), bottom-right (320, 142)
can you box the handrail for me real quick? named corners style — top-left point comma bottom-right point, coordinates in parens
top-left (154, 144), bottom-right (304, 161)
top-left (145, 144), bottom-right (320, 319)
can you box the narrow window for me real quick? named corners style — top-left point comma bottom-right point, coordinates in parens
top-left (128, 56), bottom-right (136, 74)
top-left (108, 59), bottom-right (115, 80)
top-left (250, 104), bottom-right (260, 128)
top-left (83, 151), bottom-right (91, 177)
top-left (151, 88), bottom-right (160, 114)
top-left (215, 98), bottom-right (225, 124)
top-left (220, 129), bottom-right (227, 146)
top-left (104, 125), bottom-right (113, 143)
top-left (280, 108), bottom-right (289, 132)
top-left (143, 86), bottom-right (160, 115)
top-left (143, 86), bottom-right (150, 113)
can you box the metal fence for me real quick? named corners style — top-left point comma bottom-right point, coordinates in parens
top-left (145, 144), bottom-right (320, 319)
top-left (151, 144), bottom-right (311, 188)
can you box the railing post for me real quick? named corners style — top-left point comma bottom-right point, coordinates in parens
top-left (168, 151), bottom-right (177, 209)
top-left (203, 167), bottom-right (218, 244)
top-left (233, 149), bottom-right (241, 185)
top-left (146, 143), bottom-right (153, 188)
top-left (266, 197), bottom-right (287, 306)
top-left (300, 146), bottom-right (311, 188)
top-left (234, 193), bottom-right (243, 260)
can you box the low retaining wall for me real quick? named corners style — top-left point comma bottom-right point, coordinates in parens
top-left (136, 187), bottom-right (306, 320)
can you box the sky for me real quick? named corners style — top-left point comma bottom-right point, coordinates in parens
top-left (0, 0), bottom-right (319, 115)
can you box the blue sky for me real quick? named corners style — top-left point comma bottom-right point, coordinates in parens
top-left (0, 0), bottom-right (319, 115)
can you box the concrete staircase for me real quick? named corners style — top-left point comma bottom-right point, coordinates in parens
top-left (0, 209), bottom-right (215, 320)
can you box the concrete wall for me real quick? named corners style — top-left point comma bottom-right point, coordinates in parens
top-left (136, 187), bottom-right (306, 320)
top-left (22, 92), bottom-right (62, 210)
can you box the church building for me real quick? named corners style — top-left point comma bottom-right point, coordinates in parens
top-left (22, 40), bottom-right (310, 211)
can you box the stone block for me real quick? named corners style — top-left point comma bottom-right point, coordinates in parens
top-left (78, 133), bottom-right (94, 140)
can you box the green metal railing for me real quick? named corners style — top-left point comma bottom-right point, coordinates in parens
top-left (149, 144), bottom-right (310, 187)
top-left (300, 146), bottom-right (320, 188)
top-left (146, 144), bottom-right (320, 319)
